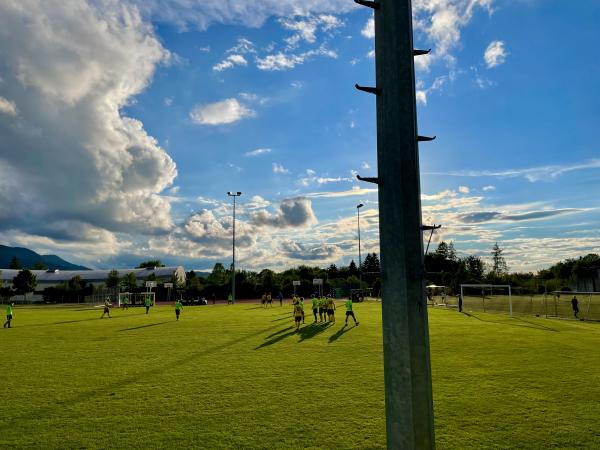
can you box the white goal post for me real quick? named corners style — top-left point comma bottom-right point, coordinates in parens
top-left (460, 284), bottom-right (513, 316)
top-left (118, 292), bottom-right (155, 307)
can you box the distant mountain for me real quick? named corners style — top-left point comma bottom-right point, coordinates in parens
top-left (0, 245), bottom-right (89, 270)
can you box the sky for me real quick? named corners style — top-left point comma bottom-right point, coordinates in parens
top-left (0, 0), bottom-right (599, 273)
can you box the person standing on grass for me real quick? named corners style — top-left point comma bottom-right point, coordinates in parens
top-left (144, 295), bottom-right (152, 314)
top-left (261, 293), bottom-right (266, 308)
top-left (299, 297), bottom-right (305, 324)
top-left (311, 294), bottom-right (319, 323)
top-left (326, 295), bottom-right (336, 323)
top-left (457, 293), bottom-right (463, 313)
top-left (101, 298), bottom-right (111, 319)
top-left (277, 291), bottom-right (283, 307)
top-left (344, 298), bottom-right (359, 326)
top-left (319, 296), bottom-right (327, 323)
top-left (121, 296), bottom-right (129, 310)
top-left (228, 293), bottom-right (233, 305)
top-left (571, 295), bottom-right (580, 319)
top-left (175, 299), bottom-right (183, 321)
top-left (3, 303), bottom-right (14, 328)
top-left (293, 299), bottom-right (304, 331)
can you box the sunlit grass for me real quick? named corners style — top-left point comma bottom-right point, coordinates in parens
top-left (0, 302), bottom-right (598, 449)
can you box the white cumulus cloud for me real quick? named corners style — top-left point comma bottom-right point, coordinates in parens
top-left (0, 96), bottom-right (17, 116)
top-left (189, 98), bottom-right (255, 125)
top-left (484, 40), bottom-right (508, 68)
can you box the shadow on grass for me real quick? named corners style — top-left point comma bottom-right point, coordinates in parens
top-left (119, 321), bottom-right (171, 332)
top-left (328, 324), bottom-right (355, 343)
top-left (298, 322), bottom-right (331, 342)
top-left (0, 320), bottom-right (287, 430)
top-left (264, 326), bottom-right (295, 339)
top-left (463, 312), bottom-right (558, 332)
top-left (255, 328), bottom-right (298, 349)
top-left (271, 316), bottom-right (292, 322)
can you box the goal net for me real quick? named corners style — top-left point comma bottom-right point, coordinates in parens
top-left (544, 291), bottom-right (600, 321)
top-left (460, 284), bottom-right (513, 316)
top-left (118, 292), bottom-right (155, 307)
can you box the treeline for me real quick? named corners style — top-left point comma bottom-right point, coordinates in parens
top-left (425, 241), bottom-right (600, 294)
top-left (185, 253), bottom-right (382, 299)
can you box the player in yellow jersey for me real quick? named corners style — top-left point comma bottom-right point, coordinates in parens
top-left (318, 296), bottom-right (327, 322)
top-left (326, 295), bottom-right (336, 323)
top-left (293, 300), bottom-right (304, 331)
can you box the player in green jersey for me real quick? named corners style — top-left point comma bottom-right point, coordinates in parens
top-left (144, 295), bottom-right (152, 314)
top-left (299, 297), bottom-right (305, 324)
top-left (175, 299), bottom-right (183, 321)
top-left (121, 296), bottom-right (129, 310)
top-left (3, 303), bottom-right (14, 328)
top-left (311, 294), bottom-right (319, 323)
top-left (344, 298), bottom-right (359, 326)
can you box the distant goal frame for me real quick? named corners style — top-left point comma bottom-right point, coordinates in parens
top-left (460, 284), bottom-right (513, 316)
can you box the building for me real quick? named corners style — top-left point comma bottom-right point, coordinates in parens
top-left (0, 266), bottom-right (186, 302)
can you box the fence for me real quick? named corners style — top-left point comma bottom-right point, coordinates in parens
top-left (434, 290), bottom-right (600, 321)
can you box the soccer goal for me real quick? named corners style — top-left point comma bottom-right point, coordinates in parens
top-left (460, 284), bottom-right (513, 316)
top-left (118, 292), bottom-right (155, 307)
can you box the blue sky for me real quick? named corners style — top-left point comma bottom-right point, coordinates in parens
top-left (0, 0), bottom-right (598, 272)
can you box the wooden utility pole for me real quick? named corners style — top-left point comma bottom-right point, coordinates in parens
top-left (355, 0), bottom-right (436, 448)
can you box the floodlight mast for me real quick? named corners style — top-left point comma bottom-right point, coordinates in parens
top-left (354, 0), bottom-right (435, 448)
top-left (357, 203), bottom-right (364, 298)
top-left (227, 191), bottom-right (242, 303)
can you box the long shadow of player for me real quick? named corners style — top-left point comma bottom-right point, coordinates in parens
top-left (255, 328), bottom-right (298, 349)
top-left (119, 321), bottom-right (170, 332)
top-left (328, 324), bottom-right (355, 343)
top-left (464, 312), bottom-right (558, 332)
top-left (298, 322), bottom-right (331, 342)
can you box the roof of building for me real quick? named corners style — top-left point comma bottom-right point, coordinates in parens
top-left (0, 266), bottom-right (185, 283)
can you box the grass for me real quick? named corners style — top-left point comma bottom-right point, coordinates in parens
top-left (1, 302), bottom-right (599, 449)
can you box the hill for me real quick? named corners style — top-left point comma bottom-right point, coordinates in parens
top-left (0, 245), bottom-right (89, 270)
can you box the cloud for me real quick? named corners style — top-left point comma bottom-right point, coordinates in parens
top-left (163, 96), bottom-right (173, 106)
top-left (227, 38), bottom-right (256, 54)
top-left (426, 159), bottom-right (600, 182)
top-left (0, 0), bottom-right (176, 238)
top-left (482, 185), bottom-right (496, 191)
top-left (279, 240), bottom-right (342, 261)
top-left (484, 40), bottom-right (508, 68)
top-left (416, 90), bottom-right (427, 105)
top-left (280, 14), bottom-right (343, 48)
top-left (361, 161), bottom-right (371, 170)
top-left (361, 17), bottom-right (374, 38)
top-left (212, 54), bottom-right (248, 71)
top-left (250, 197), bottom-right (317, 228)
top-left (272, 163), bottom-right (290, 174)
top-left (256, 45), bottom-right (337, 71)
top-left (458, 208), bottom-right (583, 224)
top-left (244, 148), bottom-right (272, 157)
top-left (0, 96), bottom-right (17, 116)
top-left (130, 1), bottom-right (355, 31)
top-left (304, 187), bottom-right (378, 198)
top-left (458, 185), bottom-right (470, 194)
top-left (189, 98), bottom-right (255, 125)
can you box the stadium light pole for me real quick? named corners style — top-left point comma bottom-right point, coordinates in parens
top-left (357, 203), bottom-right (364, 298)
top-left (227, 191), bottom-right (242, 303)
top-left (354, 0), bottom-right (435, 447)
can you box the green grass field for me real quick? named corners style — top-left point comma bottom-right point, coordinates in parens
top-left (1, 302), bottom-right (599, 449)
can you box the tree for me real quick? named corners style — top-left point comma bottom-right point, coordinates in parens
top-left (490, 242), bottom-right (508, 278)
top-left (106, 269), bottom-right (119, 288)
top-left (137, 260), bottom-right (165, 269)
top-left (68, 276), bottom-right (83, 291)
top-left (207, 263), bottom-right (228, 285)
top-left (32, 260), bottom-right (48, 270)
top-left (9, 256), bottom-right (21, 269)
top-left (464, 255), bottom-right (485, 281)
top-left (447, 242), bottom-right (457, 262)
top-left (13, 269), bottom-right (37, 301)
top-left (121, 272), bottom-right (138, 291)
top-left (348, 260), bottom-right (358, 276)
top-left (435, 242), bottom-right (450, 259)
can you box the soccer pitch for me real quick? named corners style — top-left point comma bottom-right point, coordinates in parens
top-left (1, 302), bottom-right (599, 449)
